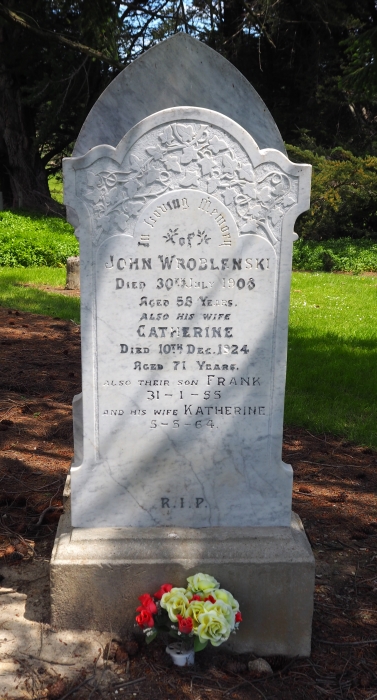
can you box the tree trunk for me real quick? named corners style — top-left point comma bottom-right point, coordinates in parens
top-left (0, 26), bottom-right (63, 215)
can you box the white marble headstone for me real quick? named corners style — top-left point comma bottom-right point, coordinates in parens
top-left (64, 106), bottom-right (311, 528)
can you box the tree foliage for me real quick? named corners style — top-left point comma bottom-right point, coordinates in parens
top-left (197, 1), bottom-right (377, 154)
top-left (1, 0), bottom-right (377, 217)
top-left (287, 144), bottom-right (377, 240)
top-left (0, 0), bottom-right (195, 212)
top-left (0, 1), bottom-right (119, 211)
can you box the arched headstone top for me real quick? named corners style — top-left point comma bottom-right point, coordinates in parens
top-left (73, 33), bottom-right (285, 158)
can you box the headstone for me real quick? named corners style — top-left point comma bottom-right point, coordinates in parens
top-left (63, 106), bottom-right (309, 528)
top-left (51, 35), bottom-right (315, 656)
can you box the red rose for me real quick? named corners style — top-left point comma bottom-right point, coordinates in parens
top-left (137, 593), bottom-right (157, 614)
top-left (153, 583), bottom-right (173, 600)
top-left (191, 594), bottom-right (202, 601)
top-left (136, 608), bottom-right (155, 628)
top-left (235, 611), bottom-right (242, 623)
top-left (176, 614), bottom-right (193, 634)
top-left (204, 595), bottom-right (216, 604)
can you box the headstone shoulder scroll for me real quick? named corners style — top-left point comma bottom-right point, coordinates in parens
top-left (63, 106), bottom-right (311, 529)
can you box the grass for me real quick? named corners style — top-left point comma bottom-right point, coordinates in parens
top-left (0, 210), bottom-right (77, 266)
top-left (48, 174), bottom-right (64, 204)
top-left (286, 272), bottom-right (377, 447)
top-left (0, 268), bottom-right (376, 447)
top-left (0, 267), bottom-right (79, 322)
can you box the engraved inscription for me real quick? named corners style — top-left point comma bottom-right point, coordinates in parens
top-left (97, 189), bottom-right (272, 432)
top-left (161, 497), bottom-right (207, 509)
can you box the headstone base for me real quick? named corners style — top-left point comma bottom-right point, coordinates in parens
top-left (50, 506), bottom-right (314, 656)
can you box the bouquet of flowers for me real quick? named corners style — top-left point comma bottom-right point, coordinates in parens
top-left (135, 573), bottom-right (242, 651)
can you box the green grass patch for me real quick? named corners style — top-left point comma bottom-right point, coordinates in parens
top-left (293, 237), bottom-right (377, 272)
top-left (286, 272), bottom-right (377, 447)
top-left (0, 267), bottom-right (80, 322)
top-left (0, 210), bottom-right (78, 267)
top-left (48, 174), bottom-right (64, 204)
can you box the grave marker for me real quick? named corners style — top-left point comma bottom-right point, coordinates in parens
top-left (51, 35), bottom-right (315, 656)
top-left (64, 107), bottom-right (310, 528)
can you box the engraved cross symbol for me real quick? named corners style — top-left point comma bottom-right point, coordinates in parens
top-left (163, 227), bottom-right (179, 244)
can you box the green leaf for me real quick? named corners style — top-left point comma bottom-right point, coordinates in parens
top-left (194, 637), bottom-right (208, 652)
top-left (145, 629), bottom-right (158, 644)
top-left (168, 629), bottom-right (180, 639)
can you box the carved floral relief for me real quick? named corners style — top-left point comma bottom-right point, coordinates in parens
top-left (76, 121), bottom-right (298, 246)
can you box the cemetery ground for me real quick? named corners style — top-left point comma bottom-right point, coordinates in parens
top-left (0, 276), bottom-right (376, 699)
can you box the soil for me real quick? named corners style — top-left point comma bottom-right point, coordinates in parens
top-left (20, 283), bottom-right (80, 297)
top-left (0, 303), bottom-right (377, 700)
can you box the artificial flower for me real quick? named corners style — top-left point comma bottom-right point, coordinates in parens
top-left (204, 595), bottom-right (216, 604)
top-left (137, 593), bottom-right (157, 614)
top-left (160, 588), bottom-right (190, 622)
top-left (197, 609), bottom-right (232, 646)
top-left (136, 608), bottom-right (155, 628)
top-left (177, 614), bottom-right (193, 634)
top-left (203, 598), bottom-right (234, 629)
top-left (185, 599), bottom-right (206, 630)
top-left (213, 588), bottom-right (240, 614)
top-left (135, 574), bottom-right (241, 648)
top-left (186, 573), bottom-right (220, 596)
top-left (154, 583), bottom-right (173, 600)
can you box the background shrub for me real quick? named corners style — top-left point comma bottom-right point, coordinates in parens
top-left (287, 145), bottom-right (377, 240)
top-left (292, 237), bottom-right (377, 272)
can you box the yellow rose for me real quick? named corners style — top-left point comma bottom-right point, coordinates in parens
top-left (197, 609), bottom-right (232, 646)
top-left (203, 598), bottom-right (234, 630)
top-left (160, 588), bottom-right (190, 622)
top-left (186, 573), bottom-right (220, 596)
top-left (186, 600), bottom-right (206, 630)
top-left (213, 589), bottom-right (240, 614)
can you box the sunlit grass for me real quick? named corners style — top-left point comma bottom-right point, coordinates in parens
top-left (48, 174), bottom-right (64, 204)
top-left (286, 272), bottom-right (377, 447)
top-left (0, 267), bottom-right (79, 322)
top-left (0, 209), bottom-right (77, 267)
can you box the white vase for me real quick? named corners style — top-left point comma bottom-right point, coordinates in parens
top-left (166, 642), bottom-right (195, 666)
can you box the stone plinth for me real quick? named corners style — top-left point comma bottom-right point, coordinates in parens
top-left (51, 506), bottom-right (314, 657)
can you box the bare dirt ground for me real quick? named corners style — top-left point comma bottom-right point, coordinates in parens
top-left (0, 304), bottom-right (377, 700)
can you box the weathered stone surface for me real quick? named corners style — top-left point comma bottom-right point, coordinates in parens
top-left (51, 506), bottom-right (315, 656)
top-left (63, 106), bottom-right (311, 528)
top-left (65, 256), bottom-right (80, 290)
top-left (73, 34), bottom-right (285, 158)
top-left (248, 658), bottom-right (274, 675)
